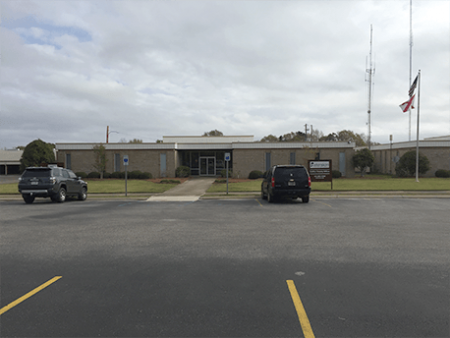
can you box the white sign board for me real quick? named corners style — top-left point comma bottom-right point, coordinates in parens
top-left (123, 155), bottom-right (129, 166)
top-left (225, 153), bottom-right (231, 161)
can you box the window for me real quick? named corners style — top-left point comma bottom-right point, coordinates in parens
top-left (62, 170), bottom-right (70, 178)
top-left (290, 152), bottom-right (295, 165)
top-left (114, 154), bottom-right (120, 172)
top-left (265, 153), bottom-right (271, 171)
top-left (65, 154), bottom-right (71, 169)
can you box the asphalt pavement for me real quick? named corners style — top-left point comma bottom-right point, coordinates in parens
top-left (0, 197), bottom-right (448, 337)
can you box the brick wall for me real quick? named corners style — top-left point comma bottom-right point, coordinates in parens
top-left (233, 147), bottom-right (355, 178)
top-left (372, 147), bottom-right (450, 177)
top-left (57, 149), bottom-right (177, 177)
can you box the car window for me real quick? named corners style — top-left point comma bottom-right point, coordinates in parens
top-left (22, 169), bottom-right (51, 178)
top-left (68, 171), bottom-right (77, 179)
top-left (52, 168), bottom-right (61, 176)
top-left (274, 167), bottom-right (306, 179)
top-left (62, 170), bottom-right (70, 178)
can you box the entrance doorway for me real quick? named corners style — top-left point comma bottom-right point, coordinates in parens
top-left (200, 157), bottom-right (215, 176)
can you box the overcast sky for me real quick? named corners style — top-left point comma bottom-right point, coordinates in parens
top-left (1, 0), bottom-right (449, 149)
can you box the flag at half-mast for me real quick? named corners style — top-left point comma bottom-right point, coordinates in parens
top-left (399, 94), bottom-right (415, 113)
top-left (399, 73), bottom-right (419, 113)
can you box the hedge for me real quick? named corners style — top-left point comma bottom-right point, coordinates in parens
top-left (248, 170), bottom-right (263, 179)
top-left (435, 169), bottom-right (450, 178)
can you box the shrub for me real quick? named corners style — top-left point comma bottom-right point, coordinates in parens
top-left (103, 172), bottom-right (111, 179)
top-left (75, 172), bottom-right (87, 178)
top-left (332, 170), bottom-right (342, 178)
top-left (220, 169), bottom-right (232, 178)
top-left (175, 166), bottom-right (190, 177)
top-left (128, 170), bottom-right (143, 179)
top-left (435, 169), bottom-right (450, 178)
top-left (111, 172), bottom-right (122, 179)
top-left (87, 172), bottom-right (101, 179)
top-left (248, 170), bottom-right (263, 179)
top-left (215, 179), bottom-right (227, 183)
top-left (139, 172), bottom-right (152, 179)
top-left (395, 150), bottom-right (430, 177)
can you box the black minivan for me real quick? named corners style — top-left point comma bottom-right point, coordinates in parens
top-left (261, 165), bottom-right (311, 203)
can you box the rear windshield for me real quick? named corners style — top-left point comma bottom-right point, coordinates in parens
top-left (22, 169), bottom-right (51, 178)
top-left (274, 167), bottom-right (307, 178)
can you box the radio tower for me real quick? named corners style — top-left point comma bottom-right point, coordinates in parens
top-left (408, 0), bottom-right (413, 141)
top-left (366, 25), bottom-right (375, 150)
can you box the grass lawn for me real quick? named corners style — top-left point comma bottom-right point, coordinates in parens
top-left (206, 177), bottom-right (450, 193)
top-left (0, 179), bottom-right (179, 194)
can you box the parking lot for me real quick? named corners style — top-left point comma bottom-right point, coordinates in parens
top-left (1, 197), bottom-right (449, 337)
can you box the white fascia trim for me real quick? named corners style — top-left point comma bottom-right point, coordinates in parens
top-left (56, 143), bottom-right (177, 150)
top-left (370, 141), bottom-right (450, 151)
top-left (232, 142), bottom-right (355, 149)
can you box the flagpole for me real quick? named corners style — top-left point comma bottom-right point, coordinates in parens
top-left (415, 70), bottom-right (421, 183)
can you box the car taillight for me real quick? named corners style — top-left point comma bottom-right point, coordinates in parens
top-left (271, 177), bottom-right (275, 188)
top-left (308, 176), bottom-right (311, 187)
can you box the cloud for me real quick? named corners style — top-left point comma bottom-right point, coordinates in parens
top-left (1, 0), bottom-right (449, 149)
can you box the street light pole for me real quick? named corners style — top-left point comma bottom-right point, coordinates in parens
top-left (106, 126), bottom-right (119, 143)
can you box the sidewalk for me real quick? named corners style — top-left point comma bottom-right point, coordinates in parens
top-left (146, 178), bottom-right (216, 202)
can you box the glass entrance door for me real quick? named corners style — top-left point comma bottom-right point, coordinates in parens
top-left (200, 157), bottom-right (216, 176)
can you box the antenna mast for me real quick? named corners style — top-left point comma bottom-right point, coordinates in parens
top-left (366, 25), bottom-right (375, 150)
top-left (408, 0), bottom-right (413, 141)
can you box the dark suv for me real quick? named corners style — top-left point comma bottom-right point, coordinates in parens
top-left (18, 166), bottom-right (88, 204)
top-left (261, 165), bottom-right (311, 203)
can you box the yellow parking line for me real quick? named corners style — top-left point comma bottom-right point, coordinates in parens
top-left (255, 198), bottom-right (263, 207)
top-left (0, 276), bottom-right (62, 316)
top-left (311, 198), bottom-right (332, 208)
top-left (286, 280), bottom-right (315, 338)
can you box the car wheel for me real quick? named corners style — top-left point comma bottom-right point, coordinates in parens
top-left (78, 187), bottom-right (87, 201)
top-left (302, 196), bottom-right (310, 203)
top-left (56, 187), bottom-right (66, 203)
top-left (22, 194), bottom-right (35, 204)
top-left (261, 187), bottom-right (267, 200)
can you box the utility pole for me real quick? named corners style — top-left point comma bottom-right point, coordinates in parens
top-left (311, 125), bottom-right (314, 142)
top-left (304, 124), bottom-right (309, 142)
top-left (366, 25), bottom-right (375, 151)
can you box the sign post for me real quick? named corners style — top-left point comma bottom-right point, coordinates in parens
top-left (308, 160), bottom-right (333, 190)
top-left (225, 153), bottom-right (230, 195)
top-left (123, 155), bottom-right (129, 196)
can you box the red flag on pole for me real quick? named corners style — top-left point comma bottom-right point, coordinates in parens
top-left (399, 94), bottom-right (415, 113)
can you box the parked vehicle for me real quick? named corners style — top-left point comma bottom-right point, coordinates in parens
top-left (261, 165), bottom-right (311, 203)
top-left (18, 166), bottom-right (88, 204)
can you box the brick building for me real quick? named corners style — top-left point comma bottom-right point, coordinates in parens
top-left (55, 136), bottom-right (356, 178)
top-left (370, 135), bottom-right (450, 177)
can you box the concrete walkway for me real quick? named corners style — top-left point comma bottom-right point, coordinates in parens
top-left (146, 178), bottom-right (216, 202)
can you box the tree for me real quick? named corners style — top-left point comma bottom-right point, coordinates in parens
top-left (20, 139), bottom-right (55, 172)
top-left (259, 134), bottom-right (279, 142)
top-left (352, 148), bottom-right (374, 176)
top-left (319, 130), bottom-right (367, 146)
top-left (203, 130), bottom-right (223, 136)
top-left (92, 144), bottom-right (108, 179)
top-left (128, 139), bottom-right (143, 144)
top-left (395, 150), bottom-right (430, 177)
